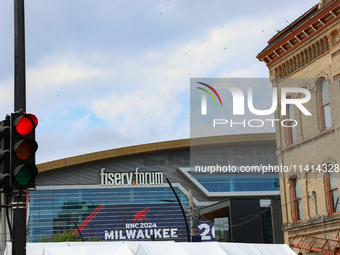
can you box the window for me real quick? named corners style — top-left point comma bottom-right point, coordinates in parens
top-left (214, 216), bottom-right (230, 242)
top-left (318, 79), bottom-right (331, 130)
top-left (327, 166), bottom-right (339, 215)
top-left (291, 178), bottom-right (303, 222)
top-left (286, 104), bottom-right (297, 145)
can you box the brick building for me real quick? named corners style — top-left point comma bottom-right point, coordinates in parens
top-left (257, 0), bottom-right (340, 254)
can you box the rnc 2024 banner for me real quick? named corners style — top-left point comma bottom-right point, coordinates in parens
top-left (76, 203), bottom-right (215, 242)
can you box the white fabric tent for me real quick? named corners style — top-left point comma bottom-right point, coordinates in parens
top-left (135, 242), bottom-right (190, 255)
top-left (179, 242), bottom-right (228, 255)
top-left (4, 242), bottom-right (73, 255)
top-left (4, 242), bottom-right (135, 255)
top-left (4, 241), bottom-right (297, 255)
top-left (134, 242), bottom-right (297, 255)
top-left (42, 243), bottom-right (134, 255)
top-left (124, 241), bottom-right (174, 254)
top-left (218, 243), bottom-right (297, 255)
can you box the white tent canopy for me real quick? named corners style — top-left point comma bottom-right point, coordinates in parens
top-left (218, 243), bottom-right (297, 255)
top-left (135, 242), bottom-right (190, 255)
top-left (179, 242), bottom-right (229, 255)
top-left (4, 241), bottom-right (297, 255)
top-left (42, 243), bottom-right (134, 255)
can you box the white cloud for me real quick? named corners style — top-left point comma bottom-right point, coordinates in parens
top-left (28, 57), bottom-right (102, 89)
top-left (29, 12), bottom-right (292, 162)
top-left (0, 0), bottom-right (320, 163)
top-left (0, 79), bottom-right (14, 113)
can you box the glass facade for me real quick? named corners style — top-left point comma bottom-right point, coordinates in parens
top-left (261, 207), bottom-right (274, 243)
top-left (214, 217), bottom-right (229, 242)
top-left (28, 187), bottom-right (189, 242)
top-left (192, 173), bottom-right (280, 192)
top-left (28, 145), bottom-right (280, 243)
top-left (191, 147), bottom-right (278, 167)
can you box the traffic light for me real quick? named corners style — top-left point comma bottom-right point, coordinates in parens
top-left (10, 112), bottom-right (38, 189)
top-left (0, 116), bottom-right (10, 193)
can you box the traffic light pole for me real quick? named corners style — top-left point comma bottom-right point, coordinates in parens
top-left (12, 191), bottom-right (26, 255)
top-left (14, 0), bottom-right (26, 113)
top-left (13, 0), bottom-right (27, 254)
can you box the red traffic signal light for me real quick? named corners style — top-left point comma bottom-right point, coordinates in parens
top-left (11, 113), bottom-right (38, 189)
top-left (13, 114), bottom-right (38, 136)
top-left (27, 114), bottom-right (38, 128)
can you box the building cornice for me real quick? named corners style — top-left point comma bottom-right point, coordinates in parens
top-left (257, 0), bottom-right (340, 66)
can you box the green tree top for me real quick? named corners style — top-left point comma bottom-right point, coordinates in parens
top-left (38, 228), bottom-right (102, 242)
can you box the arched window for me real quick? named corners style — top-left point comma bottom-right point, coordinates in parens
top-left (327, 165), bottom-right (339, 215)
top-left (318, 79), bottom-right (331, 131)
top-left (291, 177), bottom-right (303, 222)
top-left (286, 101), bottom-right (296, 145)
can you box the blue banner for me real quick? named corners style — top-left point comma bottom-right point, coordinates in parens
top-left (78, 203), bottom-right (215, 242)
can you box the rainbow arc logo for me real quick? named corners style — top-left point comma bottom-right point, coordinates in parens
top-left (196, 82), bottom-right (222, 115)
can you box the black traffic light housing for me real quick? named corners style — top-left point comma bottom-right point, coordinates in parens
top-left (0, 116), bottom-right (11, 193)
top-left (10, 112), bottom-right (38, 189)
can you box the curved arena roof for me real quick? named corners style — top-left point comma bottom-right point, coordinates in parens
top-left (37, 133), bottom-right (276, 173)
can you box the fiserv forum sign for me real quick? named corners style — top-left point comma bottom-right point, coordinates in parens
top-left (100, 167), bottom-right (163, 186)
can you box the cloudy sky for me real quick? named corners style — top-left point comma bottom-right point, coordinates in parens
top-left (0, 0), bottom-right (318, 163)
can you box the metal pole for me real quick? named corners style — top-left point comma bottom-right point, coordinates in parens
top-left (1, 193), bottom-right (7, 253)
top-left (1, 116), bottom-right (10, 254)
top-left (12, 190), bottom-right (26, 255)
top-left (312, 191), bottom-right (327, 239)
top-left (189, 190), bottom-right (194, 237)
top-left (13, 0), bottom-right (27, 253)
top-left (14, 0), bottom-right (26, 113)
top-left (165, 178), bottom-right (190, 242)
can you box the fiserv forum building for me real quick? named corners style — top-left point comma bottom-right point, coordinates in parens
top-left (29, 133), bottom-right (283, 243)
